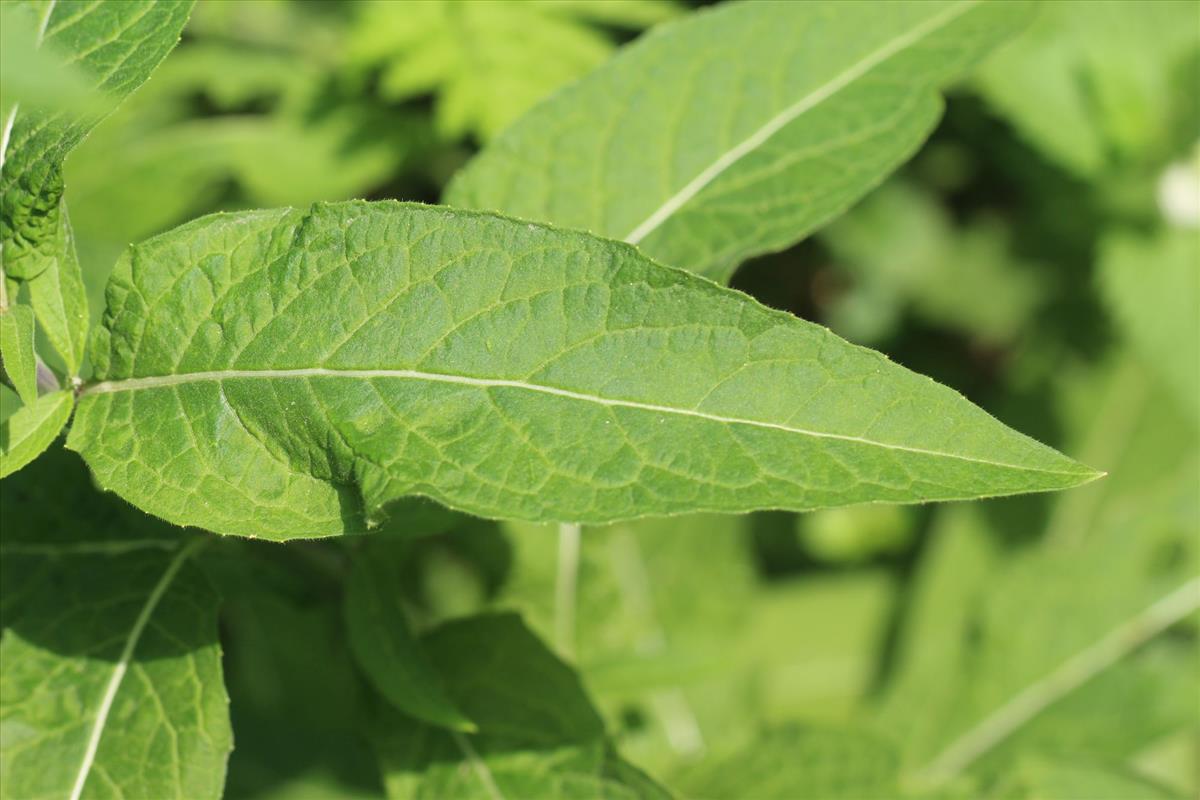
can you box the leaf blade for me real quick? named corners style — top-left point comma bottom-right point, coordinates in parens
top-left (68, 202), bottom-right (1095, 538)
top-left (447, 0), bottom-right (1032, 281)
top-left (0, 303), bottom-right (38, 404)
top-left (0, 388), bottom-right (72, 478)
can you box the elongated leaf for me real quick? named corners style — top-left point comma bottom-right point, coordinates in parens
top-left (345, 544), bottom-right (474, 732)
top-left (0, 388), bottom-right (72, 478)
top-left (66, 202), bottom-right (1095, 538)
top-left (0, 302), bottom-right (37, 404)
top-left (372, 613), bottom-right (670, 800)
top-left (881, 376), bottom-right (1199, 793)
top-left (447, 0), bottom-right (1031, 282)
top-left (0, 446), bottom-right (230, 800)
top-left (26, 199), bottom-right (88, 373)
top-left (1, 0), bottom-right (194, 279)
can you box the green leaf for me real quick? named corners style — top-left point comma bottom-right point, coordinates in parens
top-left (349, 0), bottom-right (678, 142)
top-left (26, 199), bottom-right (88, 374)
top-left (671, 725), bottom-right (900, 800)
top-left (447, 0), bottom-right (1032, 282)
top-left (1098, 228), bottom-right (1199, 420)
top-left (66, 201), bottom-right (1095, 539)
top-left (991, 757), bottom-right (1184, 800)
top-left (0, 388), bottom-right (72, 478)
top-left (371, 613), bottom-right (670, 800)
top-left (344, 544), bottom-right (475, 732)
top-left (0, 302), bottom-right (37, 404)
top-left (975, 0), bottom-right (1200, 178)
top-left (881, 369), bottom-right (1199, 794)
top-left (0, 446), bottom-right (230, 800)
top-left (1, 0), bottom-right (194, 280)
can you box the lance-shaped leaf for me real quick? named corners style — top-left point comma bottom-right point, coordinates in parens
top-left (1, 303), bottom-right (38, 404)
top-left (0, 446), bottom-right (230, 800)
top-left (1, 0), bottom-right (194, 279)
top-left (446, 0), bottom-right (1031, 282)
top-left (67, 202), bottom-right (1095, 539)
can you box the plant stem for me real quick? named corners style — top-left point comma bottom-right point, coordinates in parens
top-left (554, 522), bottom-right (581, 658)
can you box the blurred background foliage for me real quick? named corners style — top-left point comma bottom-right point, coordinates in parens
top-left (47, 0), bottom-right (1200, 797)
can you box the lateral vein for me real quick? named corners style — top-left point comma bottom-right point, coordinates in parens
top-left (80, 367), bottom-right (1087, 476)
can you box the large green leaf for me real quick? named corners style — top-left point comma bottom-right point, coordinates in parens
top-left (371, 613), bottom-right (670, 800)
top-left (0, 446), bottom-right (230, 800)
top-left (1, 0), bottom-right (193, 279)
top-left (66, 201), bottom-right (1095, 539)
top-left (447, 0), bottom-right (1031, 282)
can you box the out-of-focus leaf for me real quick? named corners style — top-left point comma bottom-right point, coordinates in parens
top-left (976, 0), bottom-right (1200, 178)
top-left (820, 181), bottom-right (1044, 344)
top-left (210, 540), bottom-right (384, 800)
top-left (344, 544), bottom-right (474, 732)
top-left (372, 613), bottom-right (670, 800)
top-left (991, 757), bottom-right (1183, 800)
top-left (0, 388), bottom-right (72, 478)
top-left (498, 516), bottom-right (893, 777)
top-left (797, 504), bottom-right (916, 564)
top-left (0, 446), bottom-right (228, 800)
top-left (1098, 227), bottom-right (1200, 420)
top-left (880, 360), bottom-right (1199, 793)
top-left (448, 0), bottom-right (1032, 282)
top-left (0, 303), bottom-right (37, 404)
top-left (350, 0), bottom-right (678, 141)
top-left (0, 2), bottom-right (93, 118)
top-left (1, 0), bottom-right (193, 279)
top-left (670, 725), bottom-right (900, 800)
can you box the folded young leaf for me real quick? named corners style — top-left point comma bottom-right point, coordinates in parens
top-left (1, 388), bottom-right (72, 478)
top-left (66, 202), bottom-right (1096, 538)
top-left (345, 544), bottom-right (475, 732)
top-left (0, 447), bottom-right (229, 800)
top-left (447, 0), bottom-right (1031, 282)
top-left (0, 302), bottom-right (38, 404)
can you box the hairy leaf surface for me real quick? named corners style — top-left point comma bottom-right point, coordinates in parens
top-left (0, 447), bottom-right (229, 800)
top-left (67, 202), bottom-right (1094, 538)
top-left (447, 0), bottom-right (1031, 281)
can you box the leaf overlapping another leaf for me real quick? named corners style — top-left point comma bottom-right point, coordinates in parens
top-left (448, 0), bottom-right (1032, 282)
top-left (67, 201), bottom-right (1096, 539)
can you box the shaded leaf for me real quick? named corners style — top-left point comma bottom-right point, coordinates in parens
top-left (0, 446), bottom-right (229, 800)
top-left (345, 544), bottom-right (474, 732)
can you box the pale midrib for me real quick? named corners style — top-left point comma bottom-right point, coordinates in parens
top-left (621, 0), bottom-right (978, 245)
top-left (68, 538), bottom-right (202, 800)
top-left (81, 367), bottom-right (1086, 477)
top-left (908, 575), bottom-right (1200, 790)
